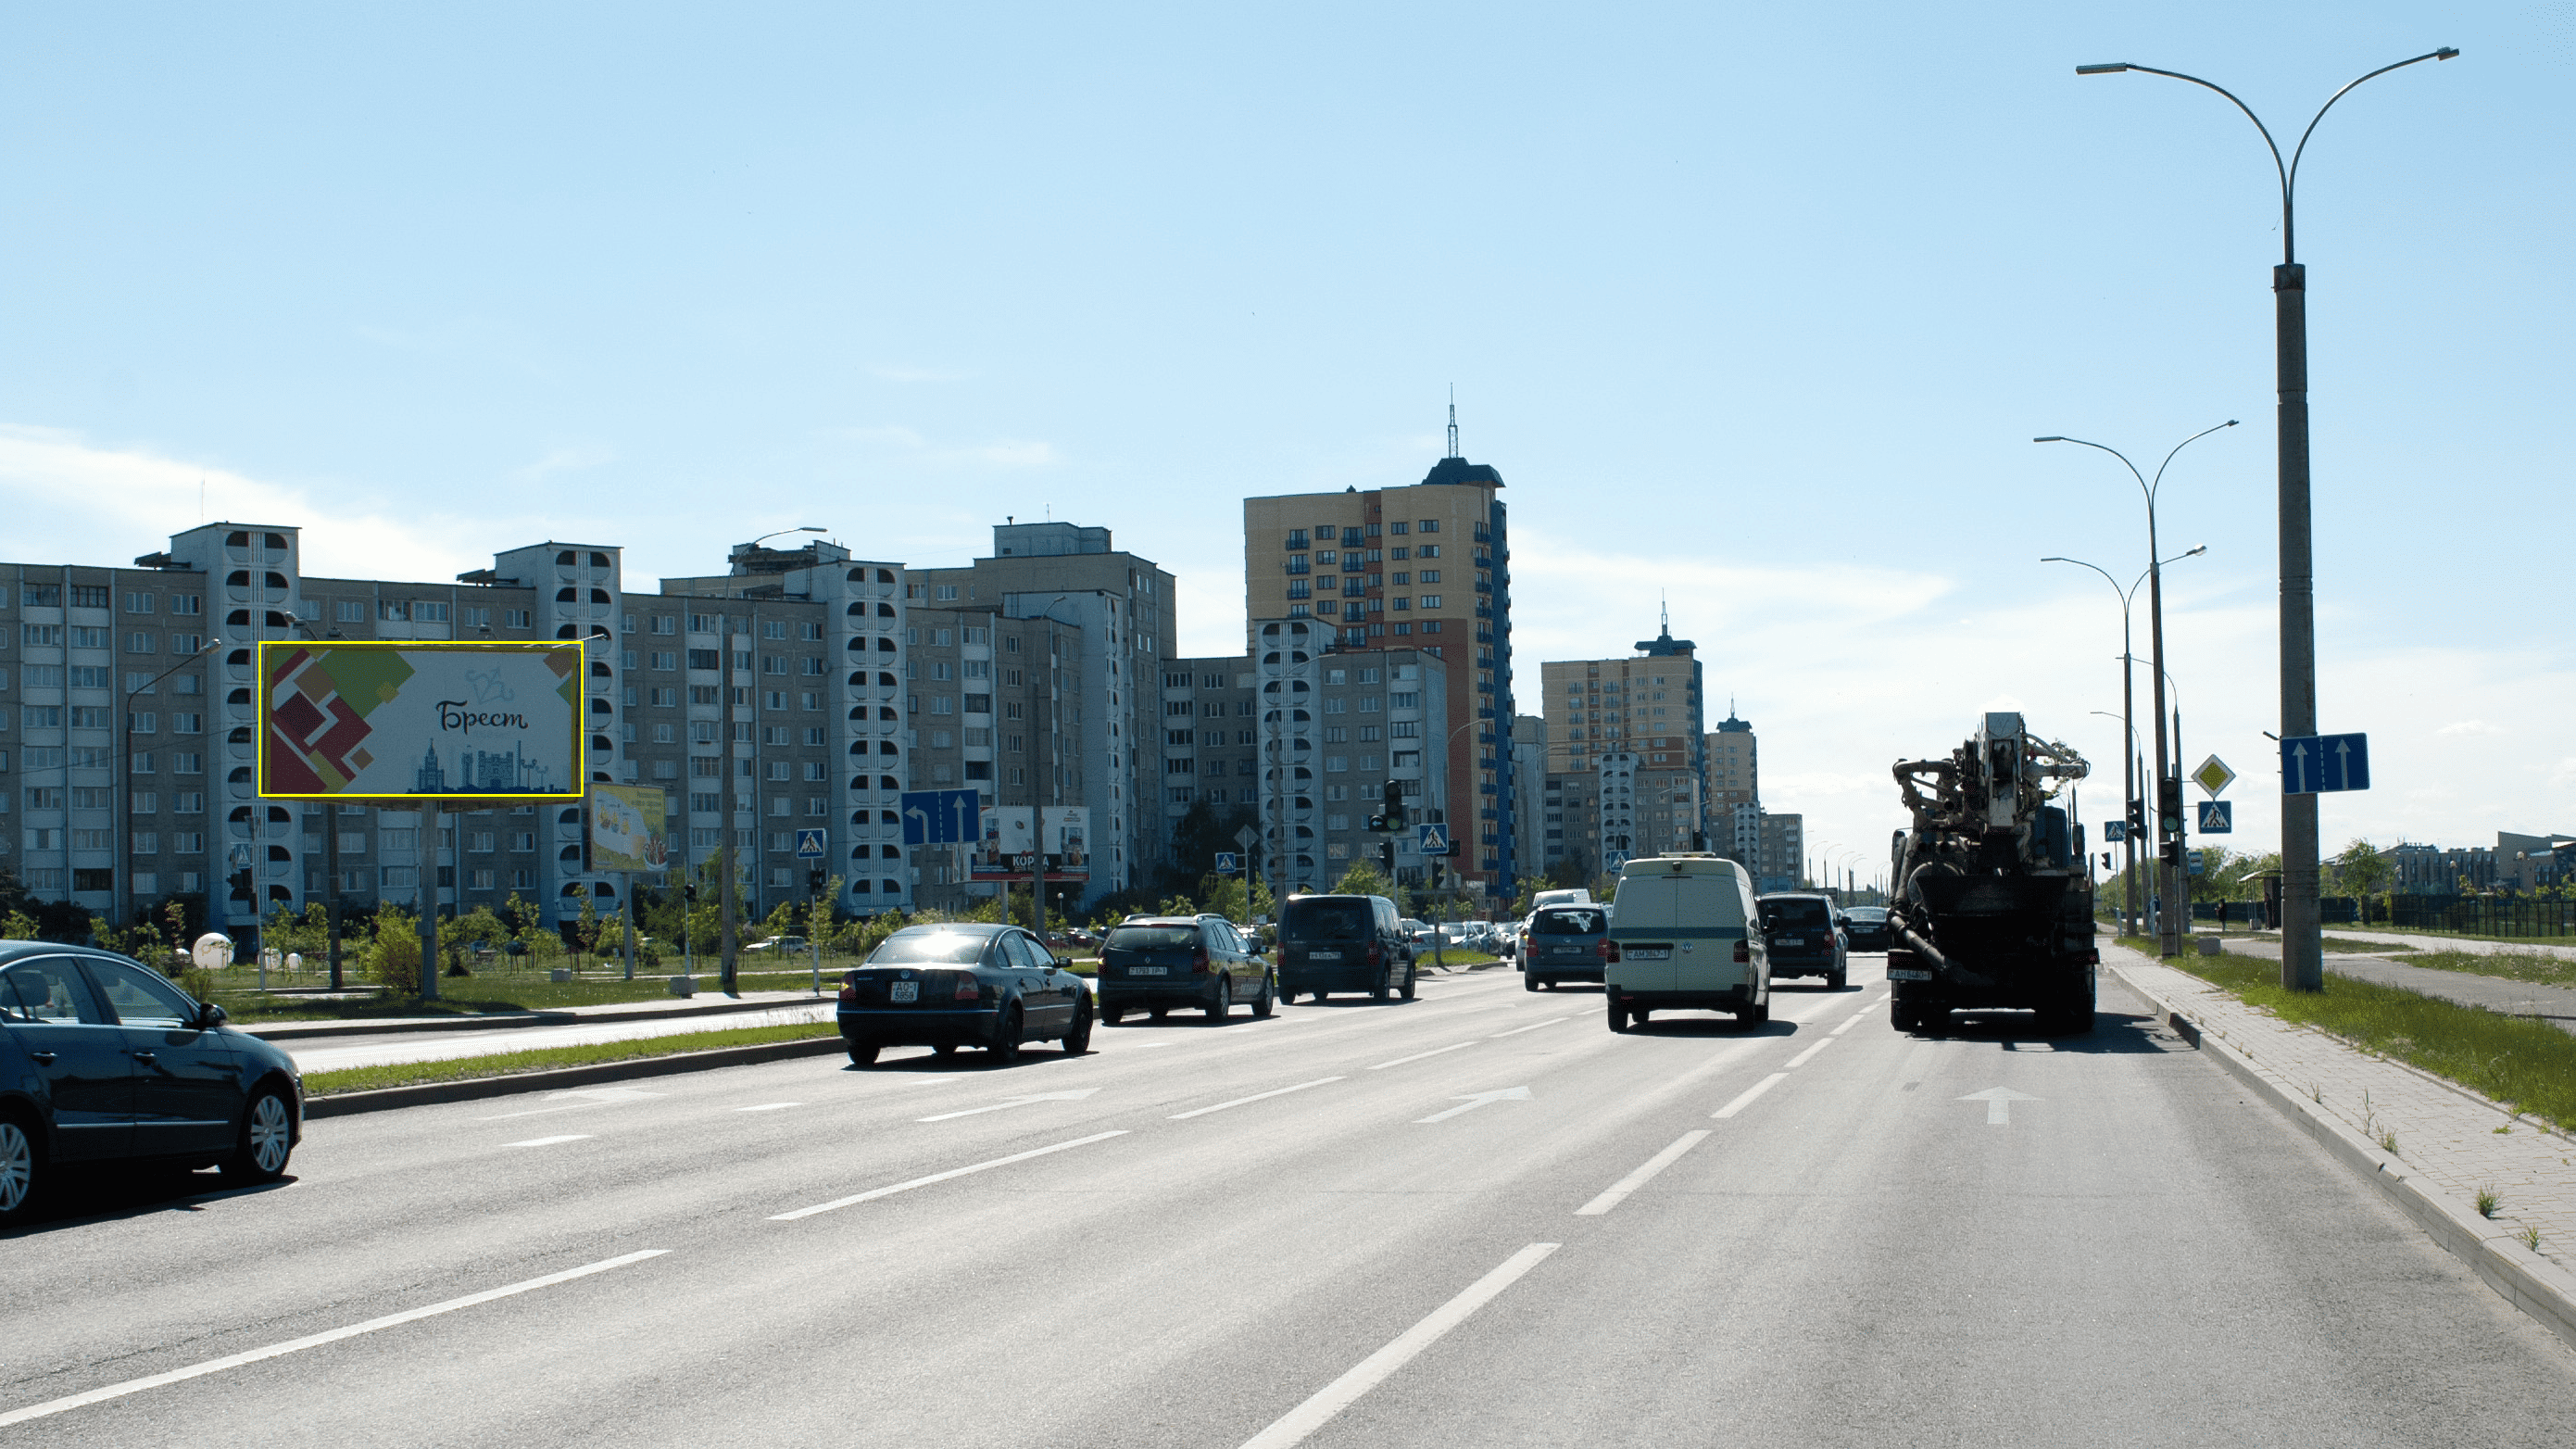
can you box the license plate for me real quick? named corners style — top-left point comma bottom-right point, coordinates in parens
top-left (889, 981), bottom-right (919, 1002)
top-left (1626, 948), bottom-right (1671, 960)
top-left (1309, 951), bottom-right (1341, 961)
top-left (1129, 965), bottom-right (1167, 976)
top-left (1887, 968), bottom-right (1933, 981)
top-left (1778, 938), bottom-right (1805, 947)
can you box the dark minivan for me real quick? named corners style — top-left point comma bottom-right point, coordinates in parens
top-left (1276, 894), bottom-right (1415, 1003)
top-left (1755, 893), bottom-right (1848, 989)
top-left (1096, 914), bottom-right (1272, 1023)
top-left (1, 941), bottom-right (304, 1225)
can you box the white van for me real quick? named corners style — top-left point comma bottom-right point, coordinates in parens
top-left (1530, 888), bottom-right (1592, 912)
top-left (1602, 854), bottom-right (1769, 1031)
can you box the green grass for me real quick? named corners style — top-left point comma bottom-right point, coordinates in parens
top-left (2119, 934), bottom-right (2418, 958)
top-left (2164, 951), bottom-right (2576, 1135)
top-left (301, 1019), bottom-right (841, 1096)
top-left (2392, 950), bottom-right (2576, 990)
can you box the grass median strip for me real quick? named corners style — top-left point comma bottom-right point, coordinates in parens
top-left (2168, 951), bottom-right (2576, 1133)
top-left (300, 1020), bottom-right (841, 1097)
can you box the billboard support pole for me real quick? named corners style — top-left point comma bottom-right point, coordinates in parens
top-left (418, 800), bottom-right (441, 1002)
top-left (622, 871), bottom-right (637, 981)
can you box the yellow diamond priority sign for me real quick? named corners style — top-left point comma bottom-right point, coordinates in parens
top-left (2193, 755), bottom-right (2236, 799)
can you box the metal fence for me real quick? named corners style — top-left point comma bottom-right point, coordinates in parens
top-left (2375, 895), bottom-right (2576, 939)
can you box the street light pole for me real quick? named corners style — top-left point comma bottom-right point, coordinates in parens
top-left (118, 641), bottom-right (220, 948)
top-left (2077, 49), bottom-right (2457, 986)
top-left (2036, 427), bottom-right (2232, 957)
top-left (2052, 548), bottom-right (2203, 938)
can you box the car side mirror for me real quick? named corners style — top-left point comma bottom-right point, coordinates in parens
top-left (196, 1001), bottom-right (229, 1029)
top-left (1053, 956), bottom-right (1074, 970)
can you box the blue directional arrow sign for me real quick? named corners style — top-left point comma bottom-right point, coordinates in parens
top-left (2281, 733), bottom-right (2369, 795)
top-left (2197, 801), bottom-right (2233, 835)
top-left (1416, 823), bottom-right (1451, 856)
top-left (1213, 851), bottom-right (1240, 873)
top-left (795, 828), bottom-right (827, 859)
top-left (2102, 820), bottom-right (2129, 843)
top-left (899, 788), bottom-right (983, 845)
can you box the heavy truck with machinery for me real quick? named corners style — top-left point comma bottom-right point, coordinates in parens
top-left (1885, 712), bottom-right (2100, 1035)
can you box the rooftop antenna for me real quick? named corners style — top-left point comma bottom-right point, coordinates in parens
top-left (1446, 385), bottom-right (1460, 460)
top-left (1660, 591), bottom-right (1670, 637)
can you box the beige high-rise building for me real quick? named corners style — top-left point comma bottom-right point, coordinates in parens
top-left (1241, 447), bottom-right (1516, 892)
top-left (1539, 624), bottom-right (1707, 875)
top-left (1703, 712), bottom-right (1758, 815)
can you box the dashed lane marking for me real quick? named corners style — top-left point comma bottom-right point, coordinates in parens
top-left (1168, 1077), bottom-right (1347, 1121)
top-left (1368, 1041), bottom-right (1476, 1071)
top-left (502, 1135), bottom-right (594, 1148)
top-left (1712, 1073), bottom-right (1788, 1119)
top-left (768, 1131), bottom-right (1130, 1220)
top-left (1785, 1036), bottom-right (1836, 1070)
top-left (1575, 1129), bottom-right (1711, 1216)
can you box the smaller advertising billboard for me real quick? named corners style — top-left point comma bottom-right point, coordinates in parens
top-left (970, 805), bottom-right (1090, 881)
top-left (590, 785), bottom-right (673, 873)
top-left (258, 641), bottom-right (584, 801)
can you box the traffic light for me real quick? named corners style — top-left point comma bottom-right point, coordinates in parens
top-left (1379, 838), bottom-right (1396, 872)
top-left (1366, 813), bottom-right (1387, 832)
top-left (2126, 799), bottom-right (2146, 839)
top-left (807, 867), bottom-right (825, 896)
top-left (2101, 851), bottom-right (2114, 871)
top-left (684, 882), bottom-right (699, 904)
top-left (2157, 777), bottom-right (2184, 839)
top-left (1381, 779), bottom-right (1405, 832)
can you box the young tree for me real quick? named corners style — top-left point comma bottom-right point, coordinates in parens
top-left (1333, 859), bottom-right (1391, 900)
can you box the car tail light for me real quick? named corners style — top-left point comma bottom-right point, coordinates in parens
top-left (1734, 939), bottom-right (1751, 964)
top-left (1366, 942), bottom-right (1384, 966)
top-left (1192, 945), bottom-right (1211, 976)
top-left (836, 980), bottom-right (858, 1003)
top-left (942, 972), bottom-right (980, 1001)
top-left (1599, 940), bottom-right (1621, 964)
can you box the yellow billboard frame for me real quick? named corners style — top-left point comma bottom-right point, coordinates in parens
top-left (255, 639), bottom-right (590, 803)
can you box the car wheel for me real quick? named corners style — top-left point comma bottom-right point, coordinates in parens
top-left (1370, 971), bottom-right (1389, 1002)
top-left (1740, 999), bottom-right (1769, 1028)
top-left (1150, 1007), bottom-right (1170, 1021)
top-left (991, 1005), bottom-right (1024, 1064)
top-left (0, 1115), bottom-right (38, 1226)
top-left (1062, 999), bottom-right (1094, 1055)
top-left (933, 1042), bottom-right (960, 1056)
top-left (1308, 989), bottom-right (1327, 1002)
top-left (221, 1086), bottom-right (295, 1185)
top-left (1252, 972), bottom-right (1275, 1018)
top-left (1828, 967), bottom-right (1848, 990)
top-left (1890, 1004), bottom-right (1917, 1033)
top-left (1400, 967), bottom-right (1417, 1002)
top-left (1632, 1008), bottom-right (1652, 1026)
top-left (1206, 976), bottom-right (1231, 1024)
top-left (1524, 972), bottom-right (1540, 993)
top-left (847, 1042), bottom-right (880, 1066)
top-left (1606, 1002), bottom-right (1630, 1033)
top-left (1104, 1005), bottom-right (1126, 1026)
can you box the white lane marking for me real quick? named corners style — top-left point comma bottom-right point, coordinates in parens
top-left (1414, 1085), bottom-right (1530, 1124)
top-left (768, 1131), bottom-right (1129, 1220)
top-left (1236, 1242), bottom-right (1562, 1449)
top-left (478, 1087), bottom-right (666, 1121)
top-left (1784, 1036), bottom-right (1836, 1070)
top-left (502, 1135), bottom-right (594, 1148)
top-left (1574, 1129), bottom-right (1711, 1216)
top-left (916, 1088), bottom-right (1100, 1123)
top-left (735, 1102), bottom-right (803, 1113)
top-left (1488, 1015), bottom-right (1569, 1040)
top-left (1960, 1087), bottom-right (2040, 1125)
top-left (1829, 995), bottom-right (1888, 1035)
top-left (1368, 1041), bottom-right (1476, 1071)
top-left (1711, 1073), bottom-right (1788, 1119)
top-left (0, 1250), bottom-right (669, 1429)
top-left (1168, 1077), bottom-right (1346, 1120)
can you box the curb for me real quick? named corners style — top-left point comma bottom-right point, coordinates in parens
top-left (246, 993), bottom-right (826, 1041)
top-left (2107, 959), bottom-right (2576, 1354)
top-left (301, 1034), bottom-right (849, 1118)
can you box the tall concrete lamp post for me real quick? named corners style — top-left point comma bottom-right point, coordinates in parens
top-left (2074, 48), bottom-right (2457, 988)
top-left (2035, 424), bottom-right (2233, 957)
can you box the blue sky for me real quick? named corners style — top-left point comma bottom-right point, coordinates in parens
top-left (5, 2), bottom-right (2568, 878)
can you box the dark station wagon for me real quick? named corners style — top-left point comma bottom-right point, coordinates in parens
top-left (1095, 915), bottom-right (1272, 1024)
top-left (1, 941), bottom-right (304, 1225)
top-left (835, 925), bottom-right (1092, 1065)
top-left (1520, 904), bottom-right (1610, 992)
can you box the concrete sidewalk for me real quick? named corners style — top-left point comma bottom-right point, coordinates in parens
top-left (2216, 937), bottom-right (2576, 1034)
top-left (2246, 925), bottom-right (2576, 964)
top-left (241, 988), bottom-right (827, 1041)
top-left (2107, 944), bottom-right (2576, 1349)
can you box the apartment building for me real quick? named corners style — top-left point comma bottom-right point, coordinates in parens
top-left (1509, 714), bottom-right (1547, 883)
top-left (1540, 622), bottom-right (1709, 882)
top-left (911, 521), bottom-right (1174, 902)
top-left (902, 605), bottom-right (1089, 914)
top-left (1242, 447), bottom-right (1515, 895)
top-left (1241, 620), bottom-right (1451, 897)
top-left (1157, 655), bottom-right (1260, 871)
top-left (1757, 813), bottom-right (1804, 894)
top-left (1703, 711), bottom-right (1759, 817)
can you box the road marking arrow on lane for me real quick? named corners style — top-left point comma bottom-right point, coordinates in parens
top-left (1957, 1087), bottom-right (2040, 1125)
top-left (1415, 1086), bottom-right (1531, 1124)
top-left (917, 1089), bottom-right (1100, 1123)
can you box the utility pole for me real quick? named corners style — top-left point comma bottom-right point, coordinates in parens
top-left (719, 615), bottom-right (740, 997)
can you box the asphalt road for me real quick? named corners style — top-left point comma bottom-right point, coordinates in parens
top-left (7, 959), bottom-right (2571, 1446)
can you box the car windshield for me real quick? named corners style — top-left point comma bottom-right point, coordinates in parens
top-left (868, 932), bottom-right (990, 965)
top-left (1105, 926), bottom-right (1199, 951)
top-left (1284, 900), bottom-right (1371, 940)
top-left (1761, 899), bottom-right (1831, 927)
top-left (1532, 909), bottom-right (1606, 934)
top-left (1844, 908), bottom-right (1887, 924)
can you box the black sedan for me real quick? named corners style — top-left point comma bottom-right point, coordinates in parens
top-left (1840, 906), bottom-right (1893, 952)
top-left (836, 924), bottom-right (1093, 1065)
top-left (1, 940), bottom-right (304, 1225)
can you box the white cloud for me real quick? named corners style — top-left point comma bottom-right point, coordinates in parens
top-left (0, 424), bottom-right (486, 582)
top-left (2436, 719), bottom-right (2504, 736)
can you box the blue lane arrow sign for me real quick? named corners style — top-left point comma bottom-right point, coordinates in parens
top-left (2281, 733), bottom-right (2369, 795)
top-left (1416, 823), bottom-right (1451, 856)
top-left (2197, 801), bottom-right (2232, 835)
top-left (1213, 851), bottom-right (1240, 872)
top-left (899, 788), bottom-right (983, 844)
top-left (795, 828), bottom-right (827, 859)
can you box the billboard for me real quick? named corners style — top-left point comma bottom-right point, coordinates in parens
top-left (590, 785), bottom-right (673, 873)
top-left (971, 805), bottom-right (1090, 881)
top-left (258, 641), bottom-right (584, 801)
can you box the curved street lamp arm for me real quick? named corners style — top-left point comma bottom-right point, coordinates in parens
top-left (2033, 435), bottom-right (2150, 510)
top-left (2152, 421), bottom-right (2239, 498)
top-left (2108, 65), bottom-right (2289, 246)
top-left (2288, 50), bottom-right (2460, 214)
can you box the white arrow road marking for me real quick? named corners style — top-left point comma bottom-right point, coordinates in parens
top-left (1414, 1086), bottom-right (1530, 1124)
top-left (502, 1134), bottom-right (594, 1148)
top-left (0, 1250), bottom-right (671, 1429)
top-left (1236, 1243), bottom-right (1561, 1449)
top-left (917, 1088), bottom-right (1100, 1123)
top-left (1958, 1087), bottom-right (2041, 1125)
